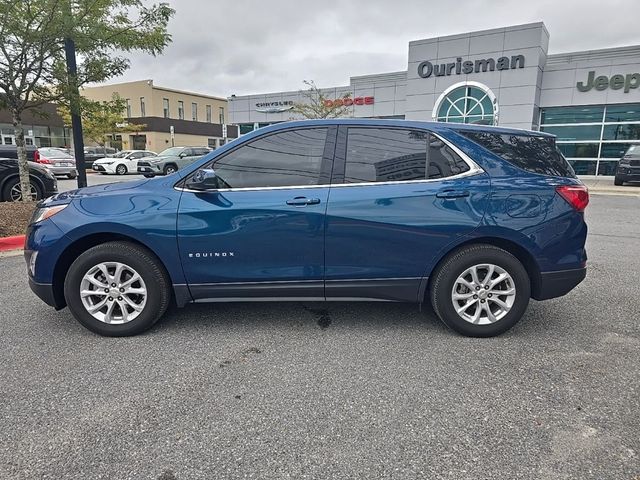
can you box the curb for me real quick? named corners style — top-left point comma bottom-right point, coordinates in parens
top-left (0, 235), bottom-right (25, 252)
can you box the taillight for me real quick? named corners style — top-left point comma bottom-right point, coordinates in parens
top-left (556, 185), bottom-right (589, 212)
top-left (37, 156), bottom-right (52, 164)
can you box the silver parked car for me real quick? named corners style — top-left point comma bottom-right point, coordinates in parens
top-left (35, 148), bottom-right (78, 179)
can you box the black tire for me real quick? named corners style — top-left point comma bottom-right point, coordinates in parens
top-left (63, 241), bottom-right (171, 336)
top-left (163, 164), bottom-right (177, 175)
top-left (67, 172), bottom-right (77, 179)
top-left (143, 174), bottom-right (155, 178)
top-left (1, 177), bottom-right (42, 202)
top-left (115, 164), bottom-right (127, 175)
top-left (430, 244), bottom-right (531, 337)
top-left (614, 176), bottom-right (624, 186)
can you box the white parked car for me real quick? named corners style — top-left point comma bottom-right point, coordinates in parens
top-left (92, 150), bottom-right (157, 175)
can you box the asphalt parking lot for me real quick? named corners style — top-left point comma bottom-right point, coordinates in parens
top-left (0, 194), bottom-right (638, 479)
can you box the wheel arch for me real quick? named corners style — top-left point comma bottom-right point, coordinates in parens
top-left (422, 236), bottom-right (542, 302)
top-left (50, 232), bottom-right (188, 309)
top-left (0, 173), bottom-right (45, 200)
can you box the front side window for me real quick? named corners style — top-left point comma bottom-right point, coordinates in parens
top-left (344, 128), bottom-right (469, 183)
top-left (211, 128), bottom-right (327, 189)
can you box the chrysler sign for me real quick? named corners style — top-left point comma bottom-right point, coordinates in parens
top-left (255, 100), bottom-right (294, 113)
top-left (418, 55), bottom-right (525, 78)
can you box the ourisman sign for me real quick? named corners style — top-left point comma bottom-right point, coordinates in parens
top-left (418, 55), bottom-right (525, 78)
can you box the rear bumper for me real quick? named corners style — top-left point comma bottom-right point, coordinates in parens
top-left (533, 267), bottom-right (587, 300)
top-left (28, 277), bottom-right (63, 309)
top-left (46, 166), bottom-right (77, 176)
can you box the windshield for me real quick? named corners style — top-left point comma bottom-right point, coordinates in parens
top-left (38, 148), bottom-right (74, 159)
top-left (158, 147), bottom-right (184, 156)
top-left (112, 151), bottom-right (132, 158)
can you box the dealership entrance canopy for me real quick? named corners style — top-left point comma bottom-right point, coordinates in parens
top-left (228, 22), bottom-right (640, 176)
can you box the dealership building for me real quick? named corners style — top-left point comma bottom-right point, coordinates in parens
top-left (228, 22), bottom-right (640, 176)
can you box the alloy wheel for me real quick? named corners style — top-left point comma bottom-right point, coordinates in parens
top-left (79, 262), bottom-right (148, 324)
top-left (10, 182), bottom-right (37, 201)
top-left (451, 263), bottom-right (516, 325)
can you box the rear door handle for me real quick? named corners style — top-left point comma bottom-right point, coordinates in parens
top-left (436, 189), bottom-right (470, 199)
top-left (286, 197), bottom-right (321, 206)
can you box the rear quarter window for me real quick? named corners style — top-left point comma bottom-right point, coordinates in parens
top-left (460, 131), bottom-right (576, 178)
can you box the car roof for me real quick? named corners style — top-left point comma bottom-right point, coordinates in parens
top-left (249, 118), bottom-right (554, 138)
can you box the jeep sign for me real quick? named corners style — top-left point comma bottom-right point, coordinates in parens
top-left (576, 71), bottom-right (640, 93)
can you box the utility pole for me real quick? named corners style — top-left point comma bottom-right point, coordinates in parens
top-left (64, 4), bottom-right (87, 188)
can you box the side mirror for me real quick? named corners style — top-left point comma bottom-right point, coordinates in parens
top-left (185, 168), bottom-right (220, 191)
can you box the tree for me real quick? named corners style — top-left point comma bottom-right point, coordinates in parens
top-left (292, 80), bottom-right (353, 119)
top-left (0, 1), bottom-right (174, 201)
top-left (58, 95), bottom-right (145, 152)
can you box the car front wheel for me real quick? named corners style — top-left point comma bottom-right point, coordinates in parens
top-left (115, 164), bottom-right (128, 175)
top-left (63, 241), bottom-right (171, 336)
top-left (163, 165), bottom-right (177, 175)
top-left (614, 176), bottom-right (624, 186)
top-left (430, 244), bottom-right (530, 337)
top-left (2, 178), bottom-right (42, 202)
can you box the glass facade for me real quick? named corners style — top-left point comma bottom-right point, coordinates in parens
top-left (540, 104), bottom-right (640, 175)
top-left (0, 123), bottom-right (71, 148)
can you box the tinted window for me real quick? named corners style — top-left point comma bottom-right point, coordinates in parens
top-left (345, 128), bottom-right (469, 183)
top-left (461, 131), bottom-right (575, 178)
top-left (211, 128), bottom-right (327, 188)
top-left (194, 148), bottom-right (210, 156)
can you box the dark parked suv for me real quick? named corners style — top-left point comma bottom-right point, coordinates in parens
top-left (0, 158), bottom-right (58, 202)
top-left (25, 120), bottom-right (588, 337)
top-left (614, 145), bottom-right (640, 185)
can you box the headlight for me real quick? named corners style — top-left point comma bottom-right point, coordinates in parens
top-left (31, 204), bottom-right (68, 224)
top-left (100, 161), bottom-right (114, 165)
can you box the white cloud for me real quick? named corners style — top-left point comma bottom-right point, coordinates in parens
top-left (113, 0), bottom-right (640, 96)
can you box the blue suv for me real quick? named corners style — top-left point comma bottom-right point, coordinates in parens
top-left (25, 120), bottom-right (588, 337)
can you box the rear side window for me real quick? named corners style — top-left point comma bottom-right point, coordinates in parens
top-left (461, 131), bottom-right (575, 177)
top-left (345, 128), bottom-right (470, 183)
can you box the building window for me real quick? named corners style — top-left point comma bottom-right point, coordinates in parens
top-left (140, 97), bottom-right (146, 117)
top-left (540, 103), bottom-right (640, 176)
top-left (178, 101), bottom-right (184, 120)
top-left (163, 98), bottom-right (170, 118)
top-left (191, 102), bottom-right (198, 121)
top-left (219, 107), bottom-right (225, 125)
top-left (206, 105), bottom-right (212, 123)
top-left (207, 138), bottom-right (217, 149)
top-left (434, 82), bottom-right (496, 125)
top-left (125, 98), bottom-right (131, 118)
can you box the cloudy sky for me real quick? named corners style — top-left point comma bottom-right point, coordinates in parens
top-left (114, 0), bottom-right (639, 97)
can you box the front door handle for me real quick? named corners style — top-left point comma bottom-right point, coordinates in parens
top-left (436, 189), bottom-right (470, 199)
top-left (286, 197), bottom-right (321, 206)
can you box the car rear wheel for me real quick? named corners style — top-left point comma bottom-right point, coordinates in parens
top-left (67, 172), bottom-right (77, 179)
top-left (115, 164), bottom-right (127, 175)
top-left (64, 241), bottom-right (171, 336)
top-left (2, 178), bottom-right (42, 202)
top-left (430, 244), bottom-right (530, 337)
top-left (163, 164), bottom-right (177, 175)
top-left (614, 176), bottom-right (624, 186)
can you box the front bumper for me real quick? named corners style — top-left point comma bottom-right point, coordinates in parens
top-left (533, 267), bottom-right (587, 300)
top-left (28, 277), bottom-right (63, 309)
top-left (137, 163), bottom-right (162, 175)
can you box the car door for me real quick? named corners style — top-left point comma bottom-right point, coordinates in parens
top-left (177, 126), bottom-right (335, 301)
top-left (324, 126), bottom-right (491, 302)
top-left (125, 152), bottom-right (143, 170)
